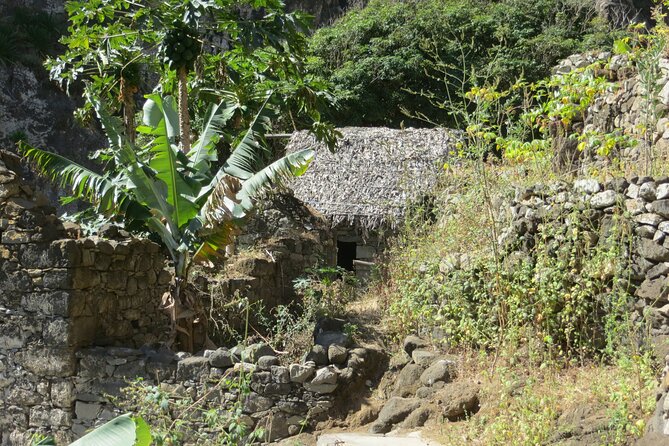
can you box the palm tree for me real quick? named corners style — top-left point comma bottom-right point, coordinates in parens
top-left (19, 94), bottom-right (313, 351)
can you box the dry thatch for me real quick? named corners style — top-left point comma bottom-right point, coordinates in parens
top-left (285, 127), bottom-right (461, 231)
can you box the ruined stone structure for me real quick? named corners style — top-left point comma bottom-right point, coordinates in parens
top-left (0, 152), bottom-right (172, 444)
top-left (0, 152), bottom-right (374, 444)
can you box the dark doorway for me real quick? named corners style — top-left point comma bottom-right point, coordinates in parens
top-left (337, 241), bottom-right (356, 271)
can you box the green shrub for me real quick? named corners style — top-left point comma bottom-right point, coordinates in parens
top-left (308, 0), bottom-right (620, 127)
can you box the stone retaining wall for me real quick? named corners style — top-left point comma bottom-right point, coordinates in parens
top-left (71, 334), bottom-right (378, 443)
top-left (0, 152), bottom-right (171, 445)
top-left (498, 175), bottom-right (669, 441)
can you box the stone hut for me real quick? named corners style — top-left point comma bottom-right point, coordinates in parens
top-left (285, 127), bottom-right (460, 279)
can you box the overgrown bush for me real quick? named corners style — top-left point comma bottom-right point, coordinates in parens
top-left (381, 166), bottom-right (648, 364)
top-left (307, 0), bottom-right (619, 127)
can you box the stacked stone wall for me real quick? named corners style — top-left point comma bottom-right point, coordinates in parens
top-left (0, 152), bottom-right (171, 445)
top-left (498, 174), bottom-right (669, 441)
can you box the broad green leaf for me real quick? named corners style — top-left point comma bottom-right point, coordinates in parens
top-left (222, 96), bottom-right (272, 180)
top-left (70, 413), bottom-right (136, 446)
top-left (189, 101), bottom-right (236, 169)
top-left (146, 97), bottom-right (199, 228)
top-left (237, 148), bottom-right (314, 210)
top-left (133, 417), bottom-right (152, 446)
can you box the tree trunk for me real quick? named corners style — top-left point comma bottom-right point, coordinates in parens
top-left (178, 66), bottom-right (191, 154)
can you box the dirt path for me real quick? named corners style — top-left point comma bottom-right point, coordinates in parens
top-left (316, 431), bottom-right (443, 446)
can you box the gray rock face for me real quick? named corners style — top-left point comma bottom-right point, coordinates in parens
top-left (369, 397), bottom-right (421, 434)
top-left (419, 359), bottom-right (455, 386)
top-left (591, 190), bottom-right (618, 209)
top-left (304, 366), bottom-right (338, 394)
top-left (289, 363), bottom-right (315, 383)
top-left (393, 363), bottom-right (425, 397)
top-left (411, 349), bottom-right (437, 367)
top-left (652, 200), bottom-right (669, 219)
top-left (435, 380), bottom-right (480, 420)
top-left (403, 335), bottom-right (429, 355)
top-left (638, 238), bottom-right (669, 262)
top-left (640, 182), bottom-right (658, 201)
top-left (257, 355), bottom-right (279, 370)
top-left (243, 392), bottom-right (274, 413)
top-left (636, 213), bottom-right (663, 227)
top-left (315, 331), bottom-right (351, 349)
top-left (244, 343), bottom-right (275, 363)
top-left (209, 348), bottom-right (233, 368)
top-left (635, 276), bottom-right (669, 301)
top-left (328, 344), bottom-right (348, 364)
top-left (176, 356), bottom-right (210, 382)
top-left (574, 179), bottom-right (601, 195)
top-left (303, 344), bottom-right (328, 366)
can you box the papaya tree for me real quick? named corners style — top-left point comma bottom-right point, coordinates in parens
top-left (47, 0), bottom-right (338, 148)
top-left (19, 93), bottom-right (314, 351)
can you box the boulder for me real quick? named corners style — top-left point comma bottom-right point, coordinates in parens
top-left (328, 344), bottom-right (348, 364)
top-left (590, 190), bottom-right (618, 209)
top-left (393, 363), bottom-right (425, 397)
top-left (208, 348), bottom-right (233, 368)
top-left (637, 238), bottom-right (669, 262)
top-left (303, 344), bottom-right (328, 366)
top-left (434, 380), bottom-right (480, 420)
top-left (243, 343), bottom-right (275, 363)
top-left (369, 397), bottom-right (421, 434)
top-left (411, 349), bottom-right (437, 367)
top-left (403, 335), bottom-right (429, 355)
top-left (289, 363), bottom-right (315, 383)
top-left (257, 355), bottom-right (279, 370)
top-left (420, 359), bottom-right (455, 386)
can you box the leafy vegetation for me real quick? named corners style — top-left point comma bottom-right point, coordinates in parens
top-left (307, 0), bottom-right (619, 127)
top-left (48, 0), bottom-right (337, 145)
top-left (20, 93), bottom-right (314, 351)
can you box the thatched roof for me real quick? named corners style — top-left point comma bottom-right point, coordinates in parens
top-left (286, 127), bottom-right (461, 231)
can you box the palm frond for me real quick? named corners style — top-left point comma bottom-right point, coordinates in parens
top-left (221, 96), bottom-right (273, 180)
top-left (189, 101), bottom-right (236, 169)
top-left (237, 148), bottom-right (314, 210)
top-left (19, 142), bottom-right (126, 213)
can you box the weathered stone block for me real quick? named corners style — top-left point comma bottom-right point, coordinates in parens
top-left (74, 401), bottom-right (101, 420)
top-left (289, 363), bottom-right (315, 383)
top-left (43, 269), bottom-right (73, 289)
top-left (72, 268), bottom-right (101, 289)
top-left (51, 381), bottom-right (75, 407)
top-left (636, 276), bottom-right (669, 301)
top-left (637, 238), bottom-right (669, 262)
top-left (176, 356), bottom-right (210, 382)
top-left (652, 200), bottom-right (669, 219)
top-left (16, 347), bottom-right (75, 377)
top-left (22, 291), bottom-right (70, 316)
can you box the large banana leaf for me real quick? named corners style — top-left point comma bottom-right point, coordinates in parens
top-left (236, 148), bottom-right (314, 210)
top-left (189, 101), bottom-right (236, 170)
top-left (141, 95), bottom-right (198, 228)
top-left (221, 96), bottom-right (272, 180)
top-left (70, 414), bottom-right (137, 446)
top-left (192, 175), bottom-right (245, 263)
top-left (19, 142), bottom-right (127, 214)
top-left (92, 97), bottom-right (176, 230)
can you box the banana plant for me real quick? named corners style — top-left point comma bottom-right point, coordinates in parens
top-left (19, 94), bottom-right (314, 351)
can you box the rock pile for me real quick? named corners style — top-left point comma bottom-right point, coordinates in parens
top-left (369, 335), bottom-right (480, 434)
top-left (72, 337), bottom-right (376, 442)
